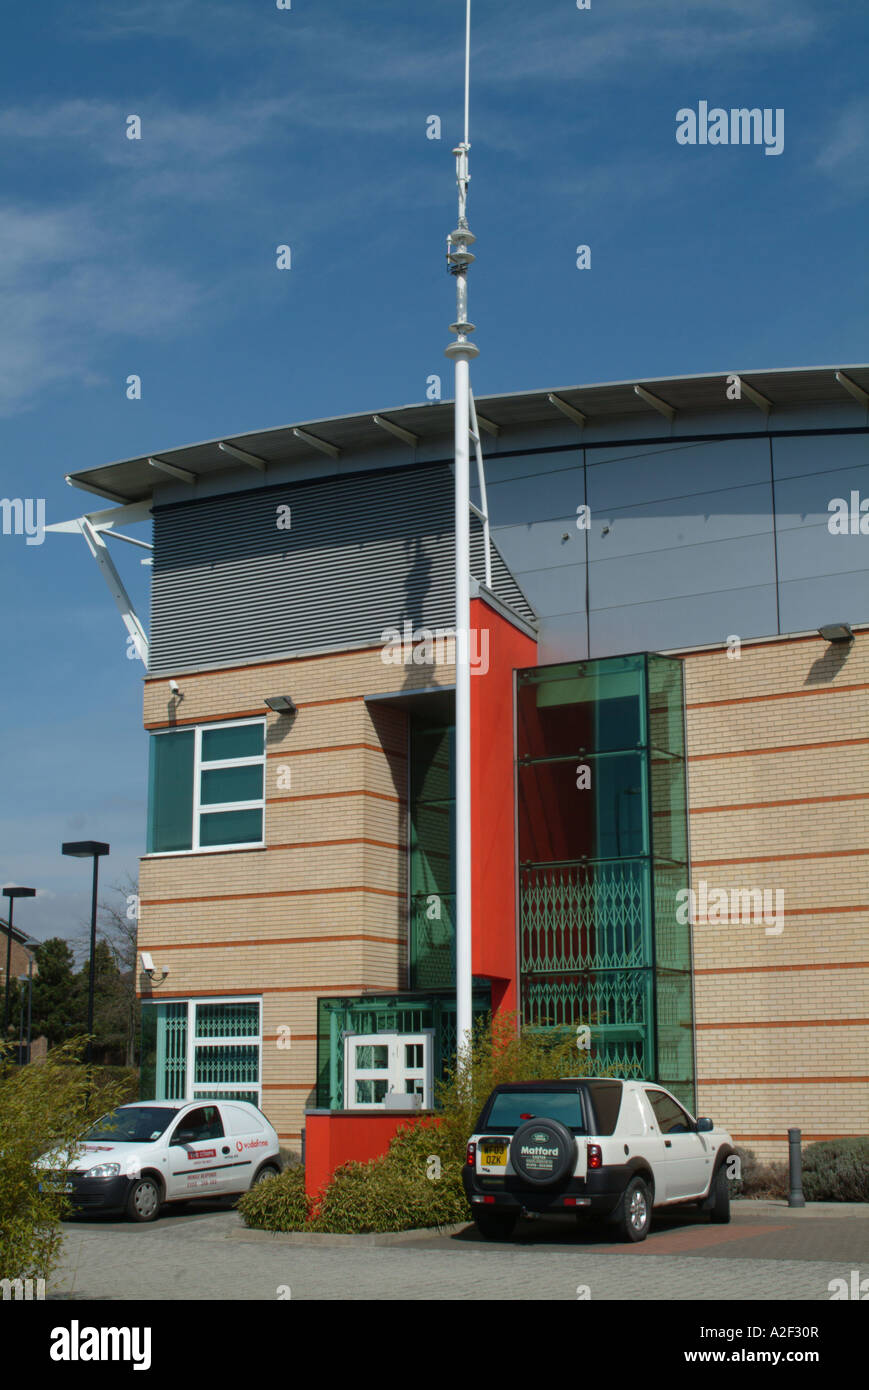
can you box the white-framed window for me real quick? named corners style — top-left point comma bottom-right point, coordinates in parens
top-left (344, 1031), bottom-right (434, 1109)
top-left (148, 997), bottom-right (262, 1106)
top-left (146, 718), bottom-right (266, 855)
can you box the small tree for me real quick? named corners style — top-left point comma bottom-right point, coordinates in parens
top-left (0, 1038), bottom-right (130, 1283)
top-left (69, 875), bottom-right (140, 1066)
top-left (30, 939), bottom-right (84, 1046)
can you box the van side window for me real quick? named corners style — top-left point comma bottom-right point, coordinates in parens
top-left (171, 1105), bottom-right (225, 1144)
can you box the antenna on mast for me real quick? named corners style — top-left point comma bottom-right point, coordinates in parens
top-left (445, 0), bottom-right (477, 1069)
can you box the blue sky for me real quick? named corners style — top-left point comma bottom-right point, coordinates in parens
top-left (0, 0), bottom-right (866, 948)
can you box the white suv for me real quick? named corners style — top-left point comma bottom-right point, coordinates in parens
top-left (38, 1099), bottom-right (282, 1222)
top-left (463, 1078), bottom-right (736, 1241)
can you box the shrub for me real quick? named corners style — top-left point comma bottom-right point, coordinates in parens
top-left (801, 1139), bottom-right (869, 1202)
top-left (237, 1164), bottom-right (310, 1231)
top-left (0, 1038), bottom-right (131, 1282)
top-left (314, 1119), bottom-right (468, 1233)
top-left (728, 1146), bottom-right (788, 1200)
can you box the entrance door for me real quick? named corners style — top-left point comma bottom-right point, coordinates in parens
top-left (344, 1032), bottom-right (433, 1109)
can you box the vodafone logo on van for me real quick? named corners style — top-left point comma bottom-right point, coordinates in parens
top-left (236, 1138), bottom-right (268, 1152)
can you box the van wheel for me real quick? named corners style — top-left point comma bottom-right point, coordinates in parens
top-left (612, 1177), bottom-right (652, 1242)
top-left (126, 1176), bottom-right (162, 1223)
top-left (709, 1165), bottom-right (731, 1223)
top-left (250, 1163), bottom-right (280, 1190)
top-left (473, 1210), bottom-right (518, 1240)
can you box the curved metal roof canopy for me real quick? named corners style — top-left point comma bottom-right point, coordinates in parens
top-left (65, 364), bottom-right (869, 505)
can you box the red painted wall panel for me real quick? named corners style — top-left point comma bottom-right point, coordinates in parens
top-left (469, 597), bottom-right (537, 1017)
top-left (304, 1111), bottom-right (439, 1199)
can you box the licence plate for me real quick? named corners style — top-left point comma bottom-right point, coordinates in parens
top-left (481, 1146), bottom-right (507, 1167)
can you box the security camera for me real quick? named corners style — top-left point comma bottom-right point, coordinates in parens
top-left (169, 680), bottom-right (180, 696)
top-left (140, 952), bottom-right (155, 975)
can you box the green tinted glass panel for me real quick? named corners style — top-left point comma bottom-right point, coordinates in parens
top-left (410, 726), bottom-right (455, 803)
top-left (649, 755), bottom-right (688, 862)
top-left (147, 731), bottom-right (194, 853)
top-left (409, 718), bottom-right (456, 989)
top-left (201, 723), bottom-right (264, 761)
top-left (199, 808), bottom-right (263, 846)
top-left (518, 751), bottom-right (647, 861)
top-left (647, 654), bottom-right (686, 758)
top-left (517, 655), bottom-right (646, 759)
top-left (200, 764), bottom-right (263, 805)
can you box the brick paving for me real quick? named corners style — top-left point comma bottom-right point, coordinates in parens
top-left (48, 1202), bottom-right (869, 1301)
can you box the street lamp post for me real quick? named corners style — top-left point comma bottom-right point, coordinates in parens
top-left (61, 841), bottom-right (110, 1064)
top-left (3, 885), bottom-right (36, 1035)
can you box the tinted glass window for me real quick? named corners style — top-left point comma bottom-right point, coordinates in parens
top-left (485, 1091), bottom-right (586, 1132)
top-left (584, 1080), bottom-right (624, 1135)
top-left (83, 1106), bottom-right (177, 1143)
top-left (646, 1089), bottom-right (693, 1134)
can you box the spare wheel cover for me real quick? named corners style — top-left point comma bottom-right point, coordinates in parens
top-left (510, 1118), bottom-right (576, 1187)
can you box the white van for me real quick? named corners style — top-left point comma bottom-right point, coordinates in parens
top-left (38, 1099), bottom-right (282, 1222)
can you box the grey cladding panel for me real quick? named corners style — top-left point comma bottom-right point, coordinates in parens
top-left (149, 464), bottom-right (534, 673)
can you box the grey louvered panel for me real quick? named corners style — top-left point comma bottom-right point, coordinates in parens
top-left (149, 463), bottom-right (534, 673)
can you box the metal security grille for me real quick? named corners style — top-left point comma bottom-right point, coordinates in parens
top-left (149, 464), bottom-right (534, 674)
top-left (520, 862), bottom-right (650, 974)
top-left (522, 971), bottom-right (651, 1078)
top-left (162, 1003), bottom-right (187, 1100)
top-left (193, 1045), bottom-right (260, 1086)
top-left (195, 1002), bottom-right (260, 1038)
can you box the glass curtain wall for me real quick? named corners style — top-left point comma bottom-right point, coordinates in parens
top-left (516, 653), bottom-right (694, 1109)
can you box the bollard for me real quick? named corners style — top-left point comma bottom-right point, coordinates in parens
top-left (788, 1127), bottom-right (805, 1207)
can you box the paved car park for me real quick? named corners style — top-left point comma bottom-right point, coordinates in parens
top-left (48, 1201), bottom-right (869, 1301)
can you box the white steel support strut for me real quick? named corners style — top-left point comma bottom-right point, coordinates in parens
top-left (45, 500), bottom-right (152, 666)
top-left (445, 0), bottom-right (479, 1068)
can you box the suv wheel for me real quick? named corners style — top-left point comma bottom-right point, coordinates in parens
top-left (612, 1176), bottom-right (652, 1243)
top-left (708, 1165), bottom-right (731, 1224)
top-left (125, 1175), bottom-right (162, 1223)
top-left (474, 1210), bottom-right (518, 1240)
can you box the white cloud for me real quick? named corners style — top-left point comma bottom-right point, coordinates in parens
top-left (0, 203), bottom-right (202, 416)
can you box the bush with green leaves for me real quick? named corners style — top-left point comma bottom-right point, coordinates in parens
top-left (241, 1012), bottom-right (613, 1233)
top-left (237, 1163), bottom-right (309, 1231)
top-left (801, 1138), bottom-right (869, 1202)
top-left (0, 1038), bottom-right (130, 1283)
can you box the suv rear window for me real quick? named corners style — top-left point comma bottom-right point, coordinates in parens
top-left (484, 1090), bottom-right (587, 1133)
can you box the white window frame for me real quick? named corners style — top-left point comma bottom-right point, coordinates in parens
top-left (146, 717), bottom-right (266, 857)
top-left (187, 996), bottom-right (263, 1107)
top-left (344, 1031), bottom-right (434, 1110)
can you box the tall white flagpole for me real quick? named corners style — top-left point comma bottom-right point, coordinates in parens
top-left (445, 0), bottom-right (478, 1068)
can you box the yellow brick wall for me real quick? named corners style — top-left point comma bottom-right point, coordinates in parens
top-left (139, 644), bottom-right (454, 1148)
top-left (682, 630), bottom-right (869, 1164)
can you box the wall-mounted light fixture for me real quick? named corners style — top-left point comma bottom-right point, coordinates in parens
top-left (264, 696), bottom-right (297, 716)
top-left (818, 623), bottom-right (854, 643)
